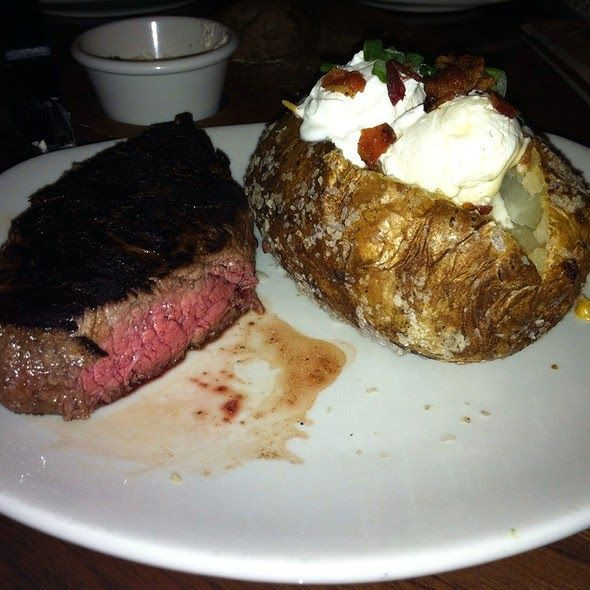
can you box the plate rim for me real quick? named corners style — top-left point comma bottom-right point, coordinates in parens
top-left (0, 125), bottom-right (588, 584)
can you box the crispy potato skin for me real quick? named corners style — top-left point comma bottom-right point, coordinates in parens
top-left (245, 113), bottom-right (590, 362)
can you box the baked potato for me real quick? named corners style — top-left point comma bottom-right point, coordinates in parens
top-left (244, 112), bottom-right (590, 362)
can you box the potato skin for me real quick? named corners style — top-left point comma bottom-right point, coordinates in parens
top-left (245, 113), bottom-right (590, 362)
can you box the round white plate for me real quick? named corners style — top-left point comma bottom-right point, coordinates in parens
top-left (0, 125), bottom-right (588, 584)
top-left (40, 0), bottom-right (192, 18)
top-left (359, 0), bottom-right (507, 12)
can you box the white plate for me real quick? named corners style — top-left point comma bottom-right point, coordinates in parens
top-left (0, 125), bottom-right (589, 584)
top-left (40, 1), bottom-right (192, 18)
top-left (358, 0), bottom-right (507, 13)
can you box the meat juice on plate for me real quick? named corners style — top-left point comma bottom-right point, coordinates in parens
top-left (48, 312), bottom-right (346, 475)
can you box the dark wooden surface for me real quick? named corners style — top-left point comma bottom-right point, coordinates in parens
top-left (46, 0), bottom-right (590, 146)
top-left (1, 1), bottom-right (589, 587)
top-left (1, 514), bottom-right (589, 589)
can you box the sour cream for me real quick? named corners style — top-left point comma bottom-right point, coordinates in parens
top-left (381, 94), bottom-right (528, 212)
top-left (297, 51), bottom-right (425, 168)
top-left (295, 52), bottom-right (529, 227)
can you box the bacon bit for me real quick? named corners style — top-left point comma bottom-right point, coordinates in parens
top-left (386, 61), bottom-right (406, 105)
top-left (462, 202), bottom-right (493, 215)
top-left (358, 123), bottom-right (396, 170)
top-left (388, 60), bottom-right (422, 82)
top-left (321, 68), bottom-right (366, 97)
top-left (424, 53), bottom-right (495, 112)
top-left (487, 91), bottom-right (519, 119)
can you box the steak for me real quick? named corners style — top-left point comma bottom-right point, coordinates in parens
top-left (0, 114), bottom-right (261, 419)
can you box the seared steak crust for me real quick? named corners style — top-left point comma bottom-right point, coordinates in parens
top-left (0, 114), bottom-right (260, 419)
top-left (0, 113), bottom-right (248, 330)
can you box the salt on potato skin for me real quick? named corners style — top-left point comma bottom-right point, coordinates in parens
top-left (245, 113), bottom-right (590, 363)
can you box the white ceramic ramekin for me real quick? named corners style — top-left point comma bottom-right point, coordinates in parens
top-left (71, 16), bottom-right (238, 125)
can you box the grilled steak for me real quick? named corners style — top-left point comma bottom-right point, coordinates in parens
top-left (0, 114), bottom-right (261, 419)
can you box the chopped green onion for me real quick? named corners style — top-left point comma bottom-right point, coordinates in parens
top-left (383, 47), bottom-right (406, 63)
top-left (486, 67), bottom-right (507, 97)
top-left (320, 62), bottom-right (338, 73)
top-left (417, 63), bottom-right (437, 77)
top-left (371, 59), bottom-right (387, 83)
top-left (363, 39), bottom-right (383, 61)
top-left (360, 39), bottom-right (439, 80)
top-left (404, 53), bottom-right (424, 68)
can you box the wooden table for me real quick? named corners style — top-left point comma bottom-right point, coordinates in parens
top-left (1, 1), bottom-right (589, 588)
